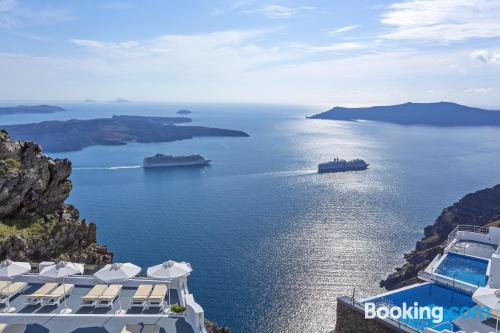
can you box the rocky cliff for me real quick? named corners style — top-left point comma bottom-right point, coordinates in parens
top-left (0, 129), bottom-right (112, 264)
top-left (381, 184), bottom-right (500, 290)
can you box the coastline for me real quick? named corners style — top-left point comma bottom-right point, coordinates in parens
top-left (380, 183), bottom-right (500, 290)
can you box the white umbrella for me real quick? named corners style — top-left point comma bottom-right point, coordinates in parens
top-left (0, 259), bottom-right (31, 313)
top-left (39, 261), bottom-right (83, 314)
top-left (147, 260), bottom-right (191, 280)
top-left (473, 287), bottom-right (500, 332)
top-left (147, 260), bottom-right (192, 307)
top-left (93, 263), bottom-right (141, 314)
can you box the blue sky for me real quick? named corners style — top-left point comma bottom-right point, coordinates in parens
top-left (1, 0), bottom-right (499, 106)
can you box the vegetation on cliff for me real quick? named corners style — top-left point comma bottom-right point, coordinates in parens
top-left (0, 129), bottom-right (112, 264)
top-left (381, 184), bottom-right (500, 290)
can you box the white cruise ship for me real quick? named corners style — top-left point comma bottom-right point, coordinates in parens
top-left (143, 154), bottom-right (211, 168)
top-left (318, 158), bottom-right (369, 173)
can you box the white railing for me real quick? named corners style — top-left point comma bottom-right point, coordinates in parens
top-left (424, 254), bottom-right (442, 273)
top-left (443, 225), bottom-right (490, 249)
top-left (418, 271), bottom-right (477, 294)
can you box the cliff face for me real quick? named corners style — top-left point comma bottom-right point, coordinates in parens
top-left (0, 129), bottom-right (112, 264)
top-left (381, 184), bottom-right (500, 290)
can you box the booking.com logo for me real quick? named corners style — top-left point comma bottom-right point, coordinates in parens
top-left (364, 302), bottom-right (491, 324)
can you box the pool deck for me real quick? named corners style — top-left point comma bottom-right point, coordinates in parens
top-left (449, 240), bottom-right (497, 259)
top-left (454, 314), bottom-right (499, 333)
top-left (0, 283), bottom-right (194, 333)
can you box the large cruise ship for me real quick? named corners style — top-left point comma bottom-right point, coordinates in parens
top-left (143, 154), bottom-right (211, 168)
top-left (318, 158), bottom-right (369, 173)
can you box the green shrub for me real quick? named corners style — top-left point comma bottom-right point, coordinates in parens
top-left (170, 304), bottom-right (186, 313)
top-left (0, 158), bottom-right (22, 176)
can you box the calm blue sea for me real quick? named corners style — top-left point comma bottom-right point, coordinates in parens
top-left (1, 102), bottom-right (500, 332)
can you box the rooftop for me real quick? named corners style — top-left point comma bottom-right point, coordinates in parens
top-left (0, 273), bottom-right (205, 333)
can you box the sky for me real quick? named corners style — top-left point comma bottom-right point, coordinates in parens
top-left (0, 0), bottom-right (499, 107)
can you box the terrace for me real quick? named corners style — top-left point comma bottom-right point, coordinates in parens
top-left (0, 264), bottom-right (206, 333)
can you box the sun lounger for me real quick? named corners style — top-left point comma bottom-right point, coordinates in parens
top-left (130, 284), bottom-right (152, 308)
top-left (0, 282), bottom-right (28, 304)
top-left (96, 284), bottom-right (122, 308)
top-left (41, 284), bottom-right (74, 306)
top-left (0, 324), bottom-right (6, 331)
top-left (141, 325), bottom-right (160, 333)
top-left (80, 284), bottom-right (108, 307)
top-left (120, 324), bottom-right (141, 333)
top-left (146, 284), bottom-right (167, 310)
top-left (25, 282), bottom-right (59, 305)
top-left (0, 281), bottom-right (11, 292)
top-left (1, 324), bottom-right (26, 333)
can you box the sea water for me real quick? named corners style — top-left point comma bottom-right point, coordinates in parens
top-left (1, 102), bottom-right (500, 332)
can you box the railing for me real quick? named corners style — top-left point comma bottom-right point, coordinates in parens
top-left (443, 225), bottom-right (490, 249)
top-left (424, 254), bottom-right (442, 274)
top-left (417, 271), bottom-right (476, 294)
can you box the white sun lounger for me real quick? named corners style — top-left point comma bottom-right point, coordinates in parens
top-left (25, 282), bottom-right (59, 305)
top-left (0, 282), bottom-right (28, 304)
top-left (80, 284), bottom-right (108, 307)
top-left (120, 324), bottom-right (141, 333)
top-left (0, 281), bottom-right (11, 292)
top-left (130, 284), bottom-right (152, 308)
top-left (1, 324), bottom-right (26, 333)
top-left (141, 325), bottom-right (160, 333)
top-left (146, 284), bottom-right (167, 310)
top-left (41, 284), bottom-right (74, 306)
top-left (96, 284), bottom-right (122, 308)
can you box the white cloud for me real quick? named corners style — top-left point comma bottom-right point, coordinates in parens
top-left (381, 0), bottom-right (500, 42)
top-left (471, 49), bottom-right (500, 64)
top-left (328, 25), bottom-right (359, 35)
top-left (465, 87), bottom-right (494, 93)
top-left (2, 29), bottom-right (500, 105)
top-left (308, 42), bottom-right (366, 52)
top-left (0, 0), bottom-right (70, 28)
top-left (243, 4), bottom-right (315, 18)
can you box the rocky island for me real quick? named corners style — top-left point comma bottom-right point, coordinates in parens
top-left (177, 109), bottom-right (192, 115)
top-left (2, 115), bottom-right (250, 152)
top-left (0, 105), bottom-right (65, 116)
top-left (308, 101), bottom-right (500, 126)
top-left (0, 129), bottom-right (112, 264)
top-left (381, 183), bottom-right (500, 290)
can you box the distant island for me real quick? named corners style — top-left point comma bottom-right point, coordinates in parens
top-left (84, 99), bottom-right (97, 103)
top-left (307, 101), bottom-right (500, 126)
top-left (0, 105), bottom-right (65, 116)
top-left (109, 98), bottom-right (130, 103)
top-left (2, 115), bottom-right (249, 152)
top-left (177, 109), bottom-right (192, 115)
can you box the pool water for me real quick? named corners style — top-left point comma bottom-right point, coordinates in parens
top-left (367, 283), bottom-right (477, 332)
top-left (435, 253), bottom-right (489, 287)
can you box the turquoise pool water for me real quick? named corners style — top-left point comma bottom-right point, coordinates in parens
top-left (367, 283), bottom-right (477, 332)
top-left (435, 253), bottom-right (489, 287)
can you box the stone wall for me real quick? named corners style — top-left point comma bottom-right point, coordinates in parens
top-left (334, 297), bottom-right (409, 333)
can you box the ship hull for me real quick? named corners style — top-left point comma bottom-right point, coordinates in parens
top-left (143, 160), bottom-right (211, 168)
top-left (318, 165), bottom-right (368, 173)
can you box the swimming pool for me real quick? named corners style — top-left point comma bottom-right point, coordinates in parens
top-left (435, 252), bottom-right (489, 287)
top-left (365, 283), bottom-right (477, 332)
